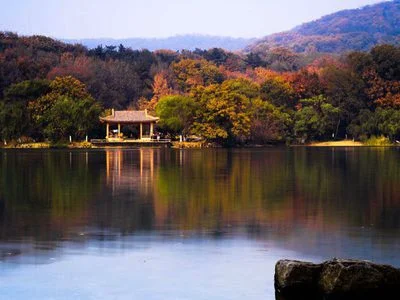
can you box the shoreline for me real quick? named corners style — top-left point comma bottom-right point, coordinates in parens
top-left (1, 140), bottom-right (399, 149)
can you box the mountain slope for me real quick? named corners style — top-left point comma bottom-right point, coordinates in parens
top-left (247, 0), bottom-right (400, 53)
top-left (64, 35), bottom-right (255, 51)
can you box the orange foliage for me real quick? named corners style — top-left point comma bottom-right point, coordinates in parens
top-left (253, 68), bottom-right (281, 84)
top-left (47, 53), bottom-right (94, 81)
top-left (364, 69), bottom-right (400, 108)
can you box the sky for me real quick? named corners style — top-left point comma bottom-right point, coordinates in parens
top-left (0, 0), bottom-right (387, 39)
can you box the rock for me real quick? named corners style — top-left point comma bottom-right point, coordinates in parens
top-left (275, 260), bottom-right (322, 299)
top-left (319, 259), bottom-right (400, 299)
top-left (274, 258), bottom-right (400, 300)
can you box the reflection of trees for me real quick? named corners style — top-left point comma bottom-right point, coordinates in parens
top-left (293, 148), bottom-right (400, 229)
top-left (1, 147), bottom-right (399, 248)
top-left (154, 149), bottom-right (300, 230)
top-left (153, 148), bottom-right (400, 232)
top-left (0, 150), bottom-right (102, 241)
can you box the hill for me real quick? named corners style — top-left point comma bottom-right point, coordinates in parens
top-left (246, 0), bottom-right (400, 53)
top-left (63, 35), bottom-right (255, 52)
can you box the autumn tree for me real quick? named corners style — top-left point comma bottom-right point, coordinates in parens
top-left (172, 59), bottom-right (224, 92)
top-left (139, 71), bottom-right (173, 113)
top-left (287, 69), bottom-right (322, 100)
top-left (191, 79), bottom-right (257, 144)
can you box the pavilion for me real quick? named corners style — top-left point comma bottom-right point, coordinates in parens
top-left (100, 109), bottom-right (159, 142)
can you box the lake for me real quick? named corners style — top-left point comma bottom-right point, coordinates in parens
top-left (1, 147), bottom-right (400, 299)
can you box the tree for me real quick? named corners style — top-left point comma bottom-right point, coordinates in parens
top-left (321, 65), bottom-right (367, 137)
top-left (264, 48), bottom-right (303, 72)
top-left (347, 109), bottom-right (377, 139)
top-left (28, 76), bottom-right (101, 141)
top-left (371, 45), bottom-right (400, 81)
top-left (86, 59), bottom-right (143, 108)
top-left (347, 51), bottom-right (374, 75)
top-left (202, 48), bottom-right (229, 66)
top-left (288, 69), bottom-right (322, 100)
top-left (260, 77), bottom-right (295, 108)
top-left (191, 79), bottom-right (257, 144)
top-left (294, 95), bottom-right (340, 142)
top-left (0, 101), bottom-right (27, 141)
top-left (249, 99), bottom-right (292, 143)
top-left (141, 71), bottom-right (173, 113)
top-left (245, 52), bottom-right (265, 68)
top-left (0, 80), bottom-right (51, 139)
top-left (29, 76), bottom-right (92, 129)
top-left (3, 79), bottom-right (50, 103)
top-left (375, 108), bottom-right (400, 141)
top-left (155, 95), bottom-right (198, 137)
top-left (43, 96), bottom-right (101, 141)
top-left (349, 108), bottom-right (400, 141)
top-left (172, 59), bottom-right (224, 92)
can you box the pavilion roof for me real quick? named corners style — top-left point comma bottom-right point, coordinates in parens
top-left (100, 110), bottom-right (159, 124)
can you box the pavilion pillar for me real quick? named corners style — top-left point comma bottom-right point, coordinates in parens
top-left (118, 123), bottom-right (121, 137)
top-left (150, 122), bottom-right (154, 137)
top-left (140, 123), bottom-right (143, 140)
top-left (106, 123), bottom-right (109, 139)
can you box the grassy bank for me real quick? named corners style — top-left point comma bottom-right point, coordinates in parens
top-left (172, 141), bottom-right (215, 149)
top-left (1, 141), bottom-right (93, 149)
top-left (308, 140), bottom-right (364, 147)
top-left (307, 137), bottom-right (397, 147)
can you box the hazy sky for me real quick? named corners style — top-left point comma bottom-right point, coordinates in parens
top-left (1, 0), bottom-right (387, 39)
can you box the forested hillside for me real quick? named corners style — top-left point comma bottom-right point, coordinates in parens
top-left (1, 32), bottom-right (400, 145)
top-left (247, 0), bottom-right (400, 53)
top-left (0, 32), bottom-right (310, 108)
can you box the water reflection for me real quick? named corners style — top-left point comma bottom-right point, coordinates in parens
top-left (1, 148), bottom-right (400, 264)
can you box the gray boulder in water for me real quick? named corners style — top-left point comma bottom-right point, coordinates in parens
top-left (275, 258), bottom-right (400, 299)
top-left (275, 260), bottom-right (321, 298)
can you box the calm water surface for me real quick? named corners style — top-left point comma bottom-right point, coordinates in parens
top-left (0, 148), bottom-right (400, 299)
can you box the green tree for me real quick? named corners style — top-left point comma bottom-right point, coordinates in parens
top-left (155, 95), bottom-right (198, 137)
top-left (4, 79), bottom-right (50, 103)
top-left (294, 95), bottom-right (341, 142)
top-left (249, 98), bottom-right (292, 143)
top-left (28, 76), bottom-right (101, 141)
top-left (0, 80), bottom-right (50, 140)
top-left (375, 108), bottom-right (400, 141)
top-left (349, 108), bottom-right (400, 141)
top-left (371, 45), bottom-right (400, 81)
top-left (0, 101), bottom-right (26, 141)
top-left (43, 96), bottom-right (101, 141)
top-left (347, 109), bottom-right (377, 140)
top-left (321, 66), bottom-right (367, 137)
top-left (260, 77), bottom-right (295, 108)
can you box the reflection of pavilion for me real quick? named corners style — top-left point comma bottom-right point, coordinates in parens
top-left (104, 148), bottom-right (169, 227)
top-left (105, 149), bottom-right (156, 195)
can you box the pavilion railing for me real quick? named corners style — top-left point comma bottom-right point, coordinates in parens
top-left (91, 138), bottom-right (171, 143)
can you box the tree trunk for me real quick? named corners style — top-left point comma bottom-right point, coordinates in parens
top-left (335, 119), bottom-right (341, 140)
